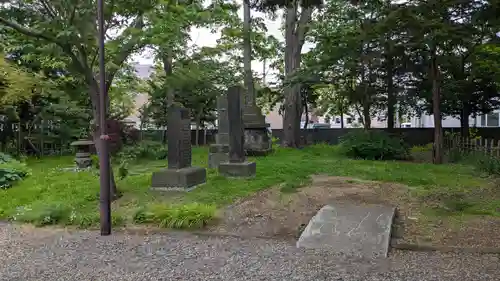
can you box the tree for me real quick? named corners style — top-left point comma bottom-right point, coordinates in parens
top-left (0, 0), bottom-right (155, 193)
top-left (252, 0), bottom-right (320, 147)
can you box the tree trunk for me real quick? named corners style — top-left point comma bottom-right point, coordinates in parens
top-left (282, 4), bottom-right (312, 147)
top-left (302, 91), bottom-right (309, 129)
top-left (460, 106), bottom-right (470, 138)
top-left (195, 111), bottom-right (202, 146)
top-left (161, 49), bottom-right (174, 145)
top-left (386, 55), bottom-right (395, 130)
top-left (431, 48), bottom-right (443, 164)
top-left (242, 0), bottom-right (255, 105)
top-left (363, 104), bottom-right (371, 129)
top-left (340, 110), bottom-right (344, 129)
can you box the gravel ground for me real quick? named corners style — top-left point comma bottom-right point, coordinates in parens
top-left (0, 223), bottom-right (498, 281)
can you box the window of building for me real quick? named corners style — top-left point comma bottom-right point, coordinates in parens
top-left (346, 117), bottom-right (352, 124)
top-left (335, 117), bottom-right (341, 124)
top-left (487, 112), bottom-right (499, 127)
top-left (481, 115), bottom-right (486, 126)
top-left (324, 116), bottom-right (331, 123)
top-left (357, 117), bottom-right (363, 123)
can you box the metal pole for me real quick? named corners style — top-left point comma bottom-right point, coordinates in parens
top-left (97, 0), bottom-right (111, 236)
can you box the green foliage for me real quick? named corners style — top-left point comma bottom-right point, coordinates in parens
top-left (117, 141), bottom-right (168, 162)
top-left (339, 131), bottom-right (410, 160)
top-left (0, 152), bottom-right (31, 188)
top-left (463, 153), bottom-right (500, 176)
top-left (13, 203), bottom-right (69, 226)
top-left (90, 154), bottom-right (99, 169)
top-left (133, 203), bottom-right (217, 229)
top-left (411, 143), bottom-right (434, 153)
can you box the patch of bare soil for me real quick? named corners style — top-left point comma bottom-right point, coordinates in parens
top-left (208, 175), bottom-right (500, 249)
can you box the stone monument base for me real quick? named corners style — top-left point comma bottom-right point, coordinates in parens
top-left (151, 167), bottom-right (206, 192)
top-left (297, 204), bottom-right (396, 258)
top-left (208, 144), bottom-right (229, 169)
top-left (244, 127), bottom-right (272, 156)
top-left (218, 161), bottom-right (256, 178)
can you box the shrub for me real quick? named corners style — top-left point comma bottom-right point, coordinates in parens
top-left (339, 130), bottom-right (410, 160)
top-left (12, 203), bottom-right (69, 226)
top-left (0, 152), bottom-right (31, 189)
top-left (410, 143), bottom-right (433, 153)
top-left (464, 152), bottom-right (500, 176)
top-left (133, 203), bottom-right (217, 229)
top-left (118, 141), bottom-right (168, 162)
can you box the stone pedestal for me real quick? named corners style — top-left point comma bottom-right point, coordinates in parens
top-left (151, 106), bottom-right (206, 192)
top-left (242, 105), bottom-right (272, 156)
top-left (208, 144), bottom-right (229, 169)
top-left (218, 161), bottom-right (256, 178)
top-left (151, 167), bottom-right (206, 191)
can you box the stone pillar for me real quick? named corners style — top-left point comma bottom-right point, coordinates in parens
top-left (208, 95), bottom-right (230, 168)
top-left (151, 106), bottom-right (206, 191)
top-left (242, 85), bottom-right (272, 156)
top-left (218, 86), bottom-right (256, 178)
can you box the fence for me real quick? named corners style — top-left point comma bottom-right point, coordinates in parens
top-left (5, 125), bottom-right (500, 156)
top-left (446, 135), bottom-right (500, 158)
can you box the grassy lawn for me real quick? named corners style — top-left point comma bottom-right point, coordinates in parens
top-left (0, 144), bottom-right (498, 229)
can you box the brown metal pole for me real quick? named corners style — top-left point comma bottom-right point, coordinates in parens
top-left (97, 0), bottom-right (111, 236)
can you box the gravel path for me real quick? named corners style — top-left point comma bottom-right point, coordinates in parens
top-left (0, 223), bottom-right (498, 281)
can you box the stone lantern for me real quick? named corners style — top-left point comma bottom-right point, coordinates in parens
top-left (70, 140), bottom-right (95, 169)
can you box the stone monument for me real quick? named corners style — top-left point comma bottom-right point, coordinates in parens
top-left (297, 203), bottom-right (396, 258)
top-left (242, 84), bottom-right (272, 156)
top-left (208, 95), bottom-right (230, 168)
top-left (151, 106), bottom-right (206, 191)
top-left (218, 86), bottom-right (256, 178)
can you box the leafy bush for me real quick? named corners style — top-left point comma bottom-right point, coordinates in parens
top-left (0, 152), bottom-right (31, 189)
top-left (133, 203), bottom-right (217, 229)
top-left (463, 152), bottom-right (500, 176)
top-left (339, 130), bottom-right (410, 160)
top-left (118, 141), bottom-right (168, 162)
top-left (12, 203), bottom-right (69, 226)
top-left (410, 143), bottom-right (433, 153)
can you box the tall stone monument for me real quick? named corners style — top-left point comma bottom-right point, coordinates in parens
top-left (218, 86), bottom-right (256, 178)
top-left (208, 95), bottom-right (229, 168)
top-left (242, 84), bottom-right (272, 156)
top-left (151, 106), bottom-right (206, 191)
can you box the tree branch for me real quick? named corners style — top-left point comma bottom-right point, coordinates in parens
top-left (105, 16), bottom-right (146, 91)
top-left (0, 17), bottom-right (54, 42)
top-left (40, 0), bottom-right (57, 19)
top-left (296, 7), bottom-right (313, 53)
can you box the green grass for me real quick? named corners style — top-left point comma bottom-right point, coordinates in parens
top-left (0, 144), bottom-right (498, 229)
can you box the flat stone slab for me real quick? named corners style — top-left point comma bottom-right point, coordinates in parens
top-left (297, 204), bottom-right (395, 258)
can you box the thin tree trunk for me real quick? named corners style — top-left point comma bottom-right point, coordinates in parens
top-left (340, 110), bottom-right (344, 129)
top-left (161, 49), bottom-right (174, 145)
top-left (242, 0), bottom-right (255, 106)
top-left (431, 47), bottom-right (443, 164)
top-left (386, 49), bottom-right (395, 130)
top-left (363, 104), bottom-right (371, 129)
top-left (460, 106), bottom-right (470, 138)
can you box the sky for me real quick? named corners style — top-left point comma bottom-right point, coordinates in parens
top-left (131, 0), bottom-right (314, 79)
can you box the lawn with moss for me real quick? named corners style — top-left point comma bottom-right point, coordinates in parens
top-left (0, 144), bottom-right (498, 229)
